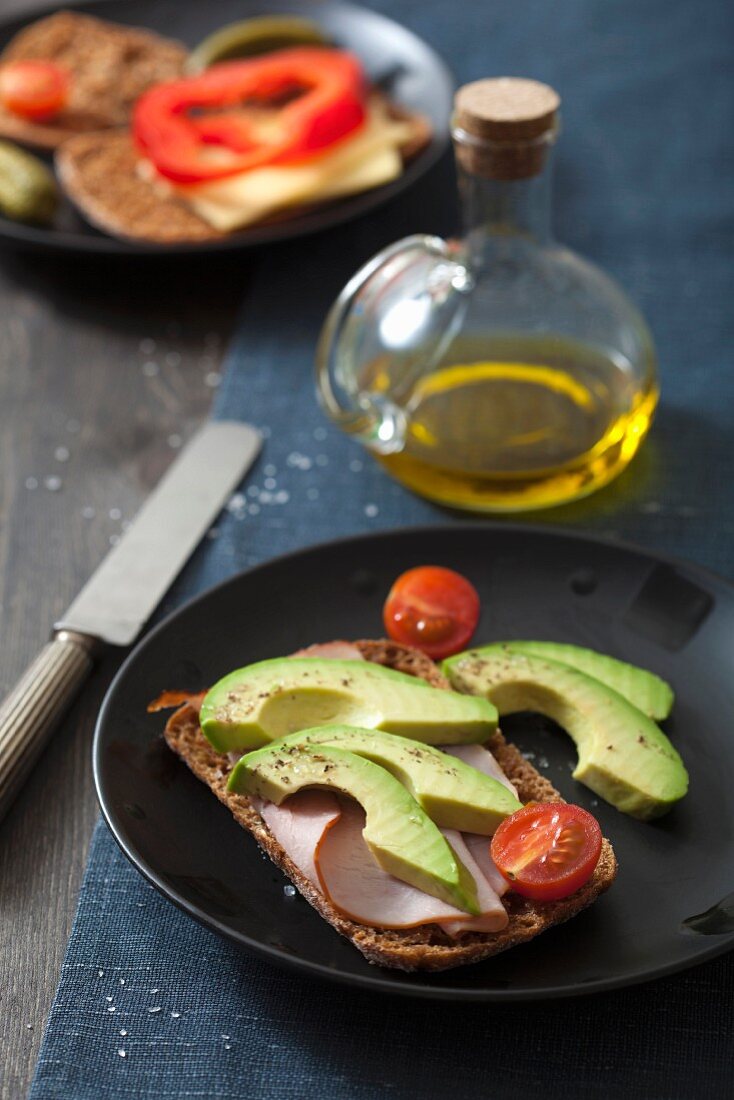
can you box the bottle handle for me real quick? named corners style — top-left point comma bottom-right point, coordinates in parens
top-left (315, 235), bottom-right (471, 453)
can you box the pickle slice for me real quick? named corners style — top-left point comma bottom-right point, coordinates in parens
top-left (186, 16), bottom-right (331, 72)
top-left (0, 139), bottom-right (57, 225)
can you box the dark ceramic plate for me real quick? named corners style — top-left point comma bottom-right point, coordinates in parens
top-left (94, 524), bottom-right (734, 1000)
top-left (0, 0), bottom-right (452, 254)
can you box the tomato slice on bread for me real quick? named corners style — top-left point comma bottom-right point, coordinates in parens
top-left (0, 60), bottom-right (69, 121)
top-left (383, 565), bottom-right (480, 660)
top-left (490, 803), bottom-right (602, 901)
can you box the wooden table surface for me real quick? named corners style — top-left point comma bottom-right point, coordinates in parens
top-left (0, 240), bottom-right (248, 1097)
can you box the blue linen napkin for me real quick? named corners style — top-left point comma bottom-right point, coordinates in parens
top-left (30, 0), bottom-right (733, 1096)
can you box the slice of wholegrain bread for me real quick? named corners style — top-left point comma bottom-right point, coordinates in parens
top-left (157, 639), bottom-right (617, 971)
top-left (55, 100), bottom-right (432, 244)
top-left (0, 11), bottom-right (186, 149)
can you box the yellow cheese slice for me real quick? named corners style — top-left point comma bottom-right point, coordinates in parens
top-left (172, 103), bottom-right (412, 232)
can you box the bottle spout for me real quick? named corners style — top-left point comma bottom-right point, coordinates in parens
top-left (315, 234), bottom-right (472, 455)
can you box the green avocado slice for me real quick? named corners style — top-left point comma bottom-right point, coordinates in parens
top-left (480, 641), bottom-right (674, 720)
top-left (200, 658), bottom-right (497, 753)
top-left (229, 741), bottom-right (480, 914)
top-left (269, 725), bottom-right (522, 834)
top-left (443, 649), bottom-right (688, 820)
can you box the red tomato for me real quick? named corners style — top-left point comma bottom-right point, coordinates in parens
top-left (383, 566), bottom-right (480, 660)
top-left (0, 61), bottom-right (69, 121)
top-left (490, 803), bottom-right (602, 902)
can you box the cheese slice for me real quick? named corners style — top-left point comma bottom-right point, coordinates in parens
top-left (170, 103), bottom-right (413, 232)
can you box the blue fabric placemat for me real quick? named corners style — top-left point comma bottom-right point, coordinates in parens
top-left (31, 0), bottom-right (733, 1096)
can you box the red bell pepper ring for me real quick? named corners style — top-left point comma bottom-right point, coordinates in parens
top-left (133, 47), bottom-right (367, 184)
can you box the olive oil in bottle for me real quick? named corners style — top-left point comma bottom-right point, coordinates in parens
top-left (317, 78), bottom-right (658, 511)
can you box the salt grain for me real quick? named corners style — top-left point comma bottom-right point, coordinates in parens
top-left (150, 988), bottom-right (159, 995)
top-left (283, 885), bottom-right (296, 897)
top-left (119, 979), bottom-right (125, 986)
top-left (106, 996), bottom-right (113, 1003)
top-left (54, 446), bottom-right (70, 463)
top-left (118, 1049), bottom-right (126, 1059)
top-left (221, 1034), bottom-right (230, 1040)
top-left (224, 1044), bottom-right (232, 1050)
top-left (204, 371), bottom-right (222, 388)
top-left (98, 970), bottom-right (104, 978)
top-left (142, 361), bottom-right (159, 377)
top-left (364, 504), bottom-right (379, 518)
top-left (26, 1023), bottom-right (32, 1030)
top-left (171, 1012), bottom-right (181, 1019)
top-left (44, 476), bottom-right (62, 492)
top-left (274, 491), bottom-right (289, 504)
top-left (25, 477), bottom-right (38, 490)
top-left (148, 1007), bottom-right (162, 1014)
top-left (108, 1007), bottom-right (116, 1014)
top-left (119, 1030), bottom-right (127, 1036)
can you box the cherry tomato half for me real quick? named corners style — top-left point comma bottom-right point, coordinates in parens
top-left (383, 565), bottom-right (480, 660)
top-left (0, 61), bottom-right (69, 121)
top-left (490, 803), bottom-right (602, 902)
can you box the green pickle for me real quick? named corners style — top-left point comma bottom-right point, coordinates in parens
top-left (0, 140), bottom-right (57, 225)
top-left (186, 16), bottom-right (330, 72)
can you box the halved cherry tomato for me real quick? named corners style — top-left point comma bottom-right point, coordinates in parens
top-left (383, 566), bottom-right (480, 660)
top-left (490, 803), bottom-right (602, 902)
top-left (133, 47), bottom-right (366, 184)
top-left (0, 61), bottom-right (69, 121)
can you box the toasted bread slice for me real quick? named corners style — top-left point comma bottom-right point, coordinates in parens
top-left (0, 11), bottom-right (186, 149)
top-left (160, 639), bottom-right (617, 971)
top-left (55, 100), bottom-right (432, 244)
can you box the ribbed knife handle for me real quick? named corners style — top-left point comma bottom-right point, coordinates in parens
top-left (0, 631), bottom-right (97, 825)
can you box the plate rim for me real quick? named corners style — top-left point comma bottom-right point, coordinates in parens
top-left (0, 0), bottom-right (453, 256)
top-left (93, 520), bottom-right (734, 1000)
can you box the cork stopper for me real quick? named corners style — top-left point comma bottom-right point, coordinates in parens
top-left (453, 78), bottom-right (560, 180)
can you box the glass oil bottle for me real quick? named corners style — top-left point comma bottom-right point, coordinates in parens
top-left (316, 78), bottom-right (658, 511)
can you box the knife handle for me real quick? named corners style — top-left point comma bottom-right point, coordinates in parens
top-left (0, 630), bottom-right (98, 825)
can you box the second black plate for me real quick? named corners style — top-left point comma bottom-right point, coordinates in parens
top-left (94, 524), bottom-right (734, 999)
top-left (0, 0), bottom-right (452, 254)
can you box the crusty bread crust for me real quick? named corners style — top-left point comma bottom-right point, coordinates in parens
top-left (160, 639), bottom-right (617, 971)
top-left (0, 11), bottom-right (186, 149)
top-left (55, 99), bottom-right (432, 244)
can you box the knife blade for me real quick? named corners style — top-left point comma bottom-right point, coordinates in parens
top-left (0, 420), bottom-right (261, 824)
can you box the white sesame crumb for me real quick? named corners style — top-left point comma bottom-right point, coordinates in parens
top-left (108, 1007), bottom-right (116, 1014)
top-left (224, 1044), bottom-right (231, 1050)
top-left (54, 446), bottom-right (70, 463)
top-left (98, 970), bottom-right (104, 978)
top-left (106, 996), bottom-right (113, 1002)
top-left (171, 1012), bottom-right (181, 1019)
top-left (119, 1029), bottom-right (127, 1036)
top-left (274, 490), bottom-right (289, 504)
top-left (204, 371), bottom-right (222, 388)
top-left (44, 475), bottom-right (63, 492)
top-left (118, 1049), bottom-right (126, 1059)
top-left (150, 988), bottom-right (159, 995)
top-left (364, 504), bottom-right (379, 518)
top-left (221, 1034), bottom-right (230, 1040)
top-left (26, 1023), bottom-right (32, 1030)
top-left (148, 1007), bottom-right (162, 1014)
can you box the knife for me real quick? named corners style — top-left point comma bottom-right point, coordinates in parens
top-left (0, 419), bottom-right (261, 824)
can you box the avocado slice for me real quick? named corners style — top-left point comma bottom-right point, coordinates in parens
top-left (444, 649), bottom-right (688, 820)
top-left (200, 658), bottom-right (497, 753)
top-left (269, 724), bottom-right (522, 834)
top-left (478, 641), bottom-right (673, 720)
top-left (229, 741), bottom-right (480, 914)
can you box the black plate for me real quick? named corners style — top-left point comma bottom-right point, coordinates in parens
top-left (0, 0), bottom-right (452, 255)
top-left (94, 524), bottom-right (734, 1000)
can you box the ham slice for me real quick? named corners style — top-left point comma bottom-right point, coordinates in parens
top-left (289, 641), bottom-right (364, 660)
top-left (254, 791), bottom-right (341, 887)
top-left (443, 743), bottom-right (519, 797)
top-left (313, 800), bottom-right (508, 935)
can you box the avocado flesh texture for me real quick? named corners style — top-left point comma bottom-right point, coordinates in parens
top-left (272, 725), bottom-right (522, 834)
top-left (444, 650), bottom-right (688, 820)
top-left (229, 741), bottom-right (480, 914)
top-left (479, 641), bottom-right (674, 720)
top-left (200, 658), bottom-right (497, 753)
